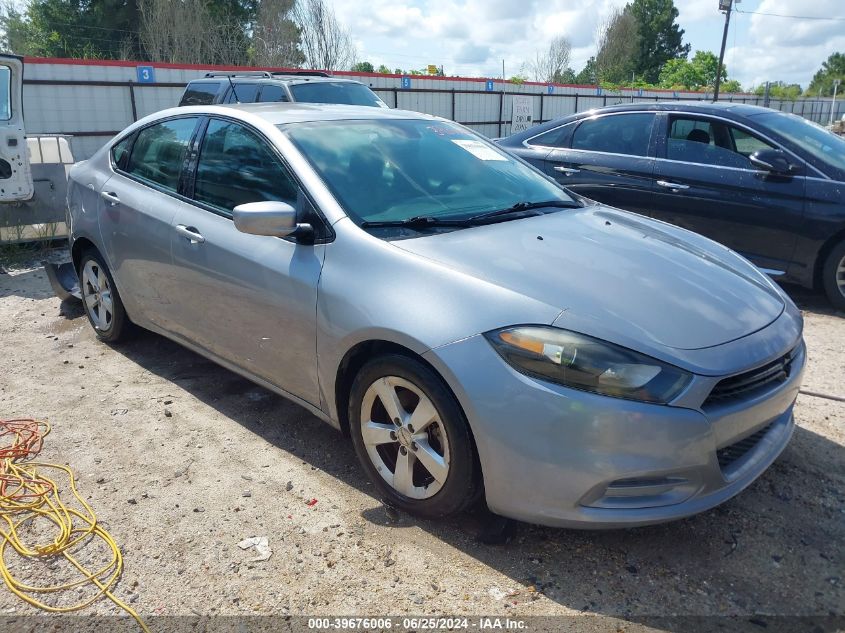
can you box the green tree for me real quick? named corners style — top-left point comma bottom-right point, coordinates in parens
top-left (595, 5), bottom-right (639, 84)
top-left (1, 0), bottom-right (263, 61)
top-left (351, 61), bottom-right (374, 72)
top-left (807, 52), bottom-right (845, 96)
top-left (554, 67), bottom-right (576, 84)
top-left (721, 79), bottom-right (743, 93)
top-left (574, 57), bottom-right (597, 84)
top-left (754, 81), bottom-right (801, 100)
top-left (376, 64), bottom-right (391, 74)
top-left (630, 0), bottom-right (690, 83)
top-left (658, 51), bottom-right (726, 90)
top-left (1, 0), bottom-right (143, 58)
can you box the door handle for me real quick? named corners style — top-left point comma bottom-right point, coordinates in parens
top-left (175, 224), bottom-right (205, 244)
top-left (100, 191), bottom-right (121, 206)
top-left (656, 180), bottom-right (689, 191)
top-left (553, 166), bottom-right (581, 176)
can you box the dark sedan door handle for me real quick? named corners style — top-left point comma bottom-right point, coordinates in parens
top-left (175, 224), bottom-right (205, 244)
top-left (553, 166), bottom-right (581, 176)
top-left (100, 191), bottom-right (121, 206)
top-left (656, 180), bottom-right (689, 191)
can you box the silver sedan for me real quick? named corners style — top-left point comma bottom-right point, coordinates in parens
top-left (66, 103), bottom-right (805, 527)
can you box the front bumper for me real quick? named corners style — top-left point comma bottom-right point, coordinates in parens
top-left (424, 333), bottom-right (805, 529)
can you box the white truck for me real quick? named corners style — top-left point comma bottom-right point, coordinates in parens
top-left (0, 53), bottom-right (75, 240)
top-left (0, 53), bottom-right (79, 297)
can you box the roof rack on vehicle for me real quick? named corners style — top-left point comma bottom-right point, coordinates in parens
top-left (270, 70), bottom-right (331, 77)
top-left (204, 71), bottom-right (273, 78)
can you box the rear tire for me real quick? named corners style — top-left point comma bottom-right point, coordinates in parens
top-left (821, 241), bottom-right (845, 312)
top-left (348, 354), bottom-right (479, 519)
top-left (79, 250), bottom-right (132, 343)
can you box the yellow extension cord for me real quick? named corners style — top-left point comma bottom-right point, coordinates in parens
top-left (0, 418), bottom-right (150, 632)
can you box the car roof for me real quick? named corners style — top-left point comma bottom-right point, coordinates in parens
top-left (581, 101), bottom-right (772, 117)
top-left (174, 102), bottom-right (439, 125)
top-left (188, 75), bottom-right (364, 86)
top-left (503, 100), bottom-right (783, 142)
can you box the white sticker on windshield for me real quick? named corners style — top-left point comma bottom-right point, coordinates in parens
top-left (451, 139), bottom-right (508, 161)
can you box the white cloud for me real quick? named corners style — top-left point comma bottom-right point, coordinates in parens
top-left (330, 0), bottom-right (842, 87)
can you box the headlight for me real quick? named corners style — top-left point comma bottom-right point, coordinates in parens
top-left (484, 326), bottom-right (691, 404)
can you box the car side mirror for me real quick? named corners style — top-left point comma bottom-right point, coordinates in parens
top-left (749, 149), bottom-right (794, 175)
top-left (232, 201), bottom-right (312, 239)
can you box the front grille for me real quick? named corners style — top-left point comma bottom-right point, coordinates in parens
top-left (717, 422), bottom-right (773, 471)
top-left (704, 345), bottom-right (799, 407)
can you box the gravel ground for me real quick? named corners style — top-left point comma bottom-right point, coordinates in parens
top-left (0, 252), bottom-right (842, 633)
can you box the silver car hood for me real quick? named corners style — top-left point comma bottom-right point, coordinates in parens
top-left (393, 205), bottom-right (785, 351)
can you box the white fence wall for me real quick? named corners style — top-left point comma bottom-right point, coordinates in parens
top-left (21, 58), bottom-right (845, 160)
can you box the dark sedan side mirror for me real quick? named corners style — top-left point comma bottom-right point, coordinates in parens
top-left (233, 201), bottom-right (311, 239)
top-left (749, 149), bottom-right (794, 175)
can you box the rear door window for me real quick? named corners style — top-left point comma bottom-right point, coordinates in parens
top-left (124, 117), bottom-right (198, 192)
top-left (193, 118), bottom-right (298, 213)
top-left (571, 113), bottom-right (655, 157)
top-left (258, 85), bottom-right (289, 102)
top-left (0, 66), bottom-right (10, 120)
top-left (225, 83), bottom-right (260, 103)
top-left (180, 82), bottom-right (221, 106)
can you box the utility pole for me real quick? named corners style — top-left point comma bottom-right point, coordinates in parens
top-left (714, 0), bottom-right (735, 102)
top-left (831, 79), bottom-right (841, 126)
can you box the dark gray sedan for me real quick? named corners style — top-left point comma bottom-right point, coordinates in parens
top-left (498, 102), bottom-right (845, 310)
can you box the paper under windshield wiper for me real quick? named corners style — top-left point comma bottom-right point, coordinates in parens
top-left (469, 199), bottom-right (581, 222)
top-left (361, 215), bottom-right (471, 228)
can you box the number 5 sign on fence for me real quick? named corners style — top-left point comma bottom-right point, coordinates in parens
top-left (510, 95), bottom-right (534, 134)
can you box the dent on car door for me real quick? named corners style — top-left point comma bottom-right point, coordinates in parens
top-left (650, 115), bottom-right (805, 273)
top-left (98, 116), bottom-right (201, 327)
top-left (543, 112), bottom-right (657, 215)
top-left (169, 117), bottom-right (325, 405)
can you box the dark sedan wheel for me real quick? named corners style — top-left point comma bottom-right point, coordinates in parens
top-left (79, 251), bottom-right (131, 342)
top-left (349, 354), bottom-right (479, 518)
top-left (822, 241), bottom-right (845, 311)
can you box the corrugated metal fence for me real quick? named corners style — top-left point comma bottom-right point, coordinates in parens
top-left (22, 57), bottom-right (845, 161)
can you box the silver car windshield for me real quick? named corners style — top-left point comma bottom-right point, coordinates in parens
top-left (282, 119), bottom-right (573, 225)
top-left (753, 111), bottom-right (845, 175)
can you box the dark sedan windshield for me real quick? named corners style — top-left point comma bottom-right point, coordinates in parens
top-left (289, 82), bottom-right (384, 107)
top-left (282, 119), bottom-right (574, 226)
top-left (753, 111), bottom-right (845, 176)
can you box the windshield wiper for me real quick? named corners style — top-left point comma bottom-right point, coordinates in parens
top-left (360, 200), bottom-right (582, 230)
top-left (468, 199), bottom-right (581, 223)
top-left (361, 215), bottom-right (471, 229)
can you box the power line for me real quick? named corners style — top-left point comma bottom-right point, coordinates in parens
top-left (735, 8), bottom-right (845, 21)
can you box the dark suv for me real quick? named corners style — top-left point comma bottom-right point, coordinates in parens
top-left (498, 102), bottom-right (845, 309)
top-left (179, 71), bottom-right (387, 108)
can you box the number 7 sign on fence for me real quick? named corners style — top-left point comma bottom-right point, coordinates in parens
top-left (510, 95), bottom-right (534, 134)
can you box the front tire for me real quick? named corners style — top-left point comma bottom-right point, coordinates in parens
top-left (822, 241), bottom-right (845, 312)
top-left (348, 354), bottom-right (479, 518)
top-left (79, 250), bottom-right (131, 342)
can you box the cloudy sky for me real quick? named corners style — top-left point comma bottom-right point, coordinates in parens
top-left (331, 0), bottom-right (845, 90)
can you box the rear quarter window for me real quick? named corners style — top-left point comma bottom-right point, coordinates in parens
top-left (180, 82), bottom-right (221, 106)
top-left (571, 113), bottom-right (655, 157)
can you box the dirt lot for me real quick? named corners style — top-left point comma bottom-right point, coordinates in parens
top-left (0, 252), bottom-right (843, 632)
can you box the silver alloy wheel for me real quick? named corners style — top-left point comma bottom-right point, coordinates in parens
top-left (837, 253), bottom-right (845, 298)
top-left (360, 375), bottom-right (450, 500)
top-left (81, 260), bottom-right (114, 332)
